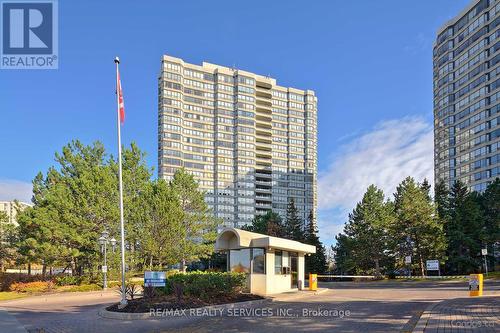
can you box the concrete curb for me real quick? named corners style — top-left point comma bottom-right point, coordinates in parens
top-left (98, 297), bottom-right (272, 320)
top-left (268, 288), bottom-right (329, 302)
top-left (411, 301), bottom-right (441, 333)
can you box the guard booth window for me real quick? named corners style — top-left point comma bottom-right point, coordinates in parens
top-left (275, 250), bottom-right (282, 274)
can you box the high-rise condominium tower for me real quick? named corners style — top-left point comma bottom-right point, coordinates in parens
top-left (158, 55), bottom-right (317, 227)
top-left (434, 0), bottom-right (500, 191)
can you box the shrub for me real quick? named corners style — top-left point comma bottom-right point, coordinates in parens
top-left (161, 271), bottom-right (246, 300)
top-left (142, 285), bottom-right (158, 300)
top-left (115, 282), bottom-right (141, 300)
top-left (62, 284), bottom-right (101, 292)
top-left (10, 281), bottom-right (54, 293)
top-left (55, 275), bottom-right (82, 286)
top-left (79, 274), bottom-right (100, 285)
top-left (126, 283), bottom-right (141, 300)
top-left (107, 281), bottom-right (122, 288)
top-left (0, 273), bottom-right (54, 292)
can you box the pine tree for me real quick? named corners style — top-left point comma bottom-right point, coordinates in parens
top-left (445, 181), bottom-right (484, 274)
top-left (343, 185), bottom-right (394, 276)
top-left (0, 210), bottom-right (18, 272)
top-left (304, 210), bottom-right (326, 274)
top-left (481, 179), bottom-right (500, 272)
top-left (391, 177), bottom-right (446, 276)
top-left (241, 211), bottom-right (285, 238)
top-left (171, 168), bottom-right (219, 272)
top-left (332, 234), bottom-right (356, 275)
top-left (420, 178), bottom-right (432, 201)
top-left (284, 198), bottom-right (303, 241)
top-left (434, 179), bottom-right (450, 223)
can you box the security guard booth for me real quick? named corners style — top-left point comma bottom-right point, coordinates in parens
top-left (215, 227), bottom-right (316, 296)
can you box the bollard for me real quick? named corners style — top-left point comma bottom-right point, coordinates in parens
top-left (309, 273), bottom-right (317, 291)
top-left (469, 274), bottom-right (483, 296)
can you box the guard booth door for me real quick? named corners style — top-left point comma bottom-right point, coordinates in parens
top-left (290, 252), bottom-right (298, 288)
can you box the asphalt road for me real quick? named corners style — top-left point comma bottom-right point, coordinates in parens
top-left (0, 280), bottom-right (498, 333)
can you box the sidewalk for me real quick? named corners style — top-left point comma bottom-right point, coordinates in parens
top-left (413, 296), bottom-right (499, 332)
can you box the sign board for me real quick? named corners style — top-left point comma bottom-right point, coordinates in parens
top-left (144, 271), bottom-right (166, 287)
top-left (481, 248), bottom-right (488, 256)
top-left (405, 256), bottom-right (412, 264)
top-left (426, 260), bottom-right (439, 271)
top-left (101, 265), bottom-right (107, 273)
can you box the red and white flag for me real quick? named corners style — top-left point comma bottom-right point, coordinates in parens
top-left (117, 69), bottom-right (125, 124)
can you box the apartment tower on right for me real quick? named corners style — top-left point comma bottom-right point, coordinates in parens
top-left (434, 0), bottom-right (500, 191)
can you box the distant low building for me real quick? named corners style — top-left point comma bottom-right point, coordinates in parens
top-left (0, 201), bottom-right (31, 225)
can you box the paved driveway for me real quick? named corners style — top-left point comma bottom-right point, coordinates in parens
top-left (0, 280), bottom-right (498, 333)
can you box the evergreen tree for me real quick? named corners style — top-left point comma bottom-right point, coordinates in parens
top-left (420, 178), bottom-right (432, 201)
top-left (241, 211), bottom-right (285, 238)
top-left (284, 198), bottom-right (303, 241)
top-left (332, 234), bottom-right (356, 275)
top-left (434, 179), bottom-right (450, 223)
top-left (343, 185), bottom-right (394, 276)
top-left (304, 210), bottom-right (327, 274)
top-left (136, 179), bottom-right (184, 269)
top-left (445, 181), bottom-right (481, 274)
top-left (0, 210), bottom-right (18, 272)
top-left (391, 177), bottom-right (446, 276)
top-left (481, 179), bottom-right (500, 272)
top-left (171, 168), bottom-right (219, 272)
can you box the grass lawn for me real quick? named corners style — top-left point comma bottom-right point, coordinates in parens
top-left (0, 291), bottom-right (28, 301)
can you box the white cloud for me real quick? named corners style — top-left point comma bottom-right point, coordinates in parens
top-left (317, 116), bottom-right (434, 244)
top-left (0, 179), bottom-right (33, 203)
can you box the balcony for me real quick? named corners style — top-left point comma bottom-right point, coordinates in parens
top-left (256, 129), bottom-right (272, 137)
top-left (256, 99), bottom-right (272, 108)
top-left (255, 186), bottom-right (271, 193)
top-left (256, 141), bottom-right (272, 151)
top-left (256, 114), bottom-right (272, 123)
top-left (256, 89), bottom-right (272, 99)
top-left (255, 202), bottom-right (272, 209)
top-left (256, 105), bottom-right (272, 114)
top-left (256, 150), bottom-right (272, 158)
top-left (256, 80), bottom-right (272, 90)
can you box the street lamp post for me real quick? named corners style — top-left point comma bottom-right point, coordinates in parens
top-left (98, 230), bottom-right (116, 289)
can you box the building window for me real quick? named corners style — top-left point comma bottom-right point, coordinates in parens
top-left (274, 250), bottom-right (292, 274)
top-left (229, 249), bottom-right (250, 273)
top-left (229, 248), bottom-right (265, 274)
top-left (274, 250), bottom-right (282, 274)
top-left (252, 248), bottom-right (265, 274)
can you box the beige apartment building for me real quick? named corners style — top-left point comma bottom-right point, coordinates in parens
top-left (0, 201), bottom-right (31, 225)
top-left (158, 55), bottom-right (317, 228)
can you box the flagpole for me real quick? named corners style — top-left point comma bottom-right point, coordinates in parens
top-left (114, 56), bottom-right (127, 307)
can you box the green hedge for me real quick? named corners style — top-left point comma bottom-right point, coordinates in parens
top-left (161, 271), bottom-right (246, 300)
top-left (55, 275), bottom-right (82, 286)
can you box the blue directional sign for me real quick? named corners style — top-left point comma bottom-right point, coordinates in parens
top-left (144, 271), bottom-right (166, 287)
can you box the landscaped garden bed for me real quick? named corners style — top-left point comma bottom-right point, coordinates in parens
top-left (0, 272), bottom-right (114, 299)
top-left (106, 271), bottom-right (264, 313)
top-left (107, 292), bottom-right (263, 313)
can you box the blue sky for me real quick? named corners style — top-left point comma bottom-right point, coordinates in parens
top-left (0, 0), bottom-right (470, 244)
